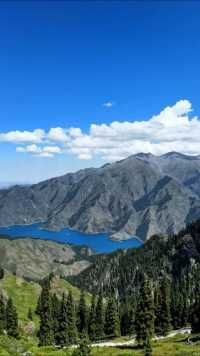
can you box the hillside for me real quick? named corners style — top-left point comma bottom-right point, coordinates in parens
top-left (0, 236), bottom-right (92, 280)
top-left (71, 219), bottom-right (200, 300)
top-left (0, 271), bottom-right (91, 326)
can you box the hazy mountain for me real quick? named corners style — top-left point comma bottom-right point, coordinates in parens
top-left (1, 152), bottom-right (200, 241)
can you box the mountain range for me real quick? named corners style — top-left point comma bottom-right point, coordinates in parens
top-left (1, 151), bottom-right (200, 241)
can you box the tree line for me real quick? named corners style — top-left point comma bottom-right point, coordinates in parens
top-left (36, 272), bottom-right (200, 354)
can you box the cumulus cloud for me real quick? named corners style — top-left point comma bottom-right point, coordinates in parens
top-left (2, 99), bottom-right (200, 160)
top-left (16, 144), bottom-right (61, 158)
top-left (0, 129), bottom-right (45, 144)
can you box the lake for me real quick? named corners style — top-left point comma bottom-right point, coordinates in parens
top-left (0, 224), bottom-right (142, 253)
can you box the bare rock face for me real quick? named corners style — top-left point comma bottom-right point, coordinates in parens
top-left (0, 237), bottom-right (92, 280)
top-left (1, 152), bottom-right (200, 241)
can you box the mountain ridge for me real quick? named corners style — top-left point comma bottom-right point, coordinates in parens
top-left (1, 152), bottom-right (200, 241)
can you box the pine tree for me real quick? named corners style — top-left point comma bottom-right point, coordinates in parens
top-left (56, 293), bottom-right (69, 346)
top-left (191, 294), bottom-right (200, 333)
top-left (88, 294), bottom-right (96, 341)
top-left (66, 291), bottom-right (78, 344)
top-left (77, 290), bottom-right (88, 334)
top-left (38, 280), bottom-right (54, 346)
top-left (51, 293), bottom-right (61, 344)
top-left (0, 293), bottom-right (6, 335)
top-left (104, 296), bottom-right (120, 338)
top-left (72, 332), bottom-right (91, 356)
top-left (135, 275), bottom-right (154, 346)
top-left (95, 293), bottom-right (104, 340)
top-left (159, 277), bottom-right (172, 336)
top-left (120, 302), bottom-right (131, 336)
top-left (6, 297), bottom-right (19, 338)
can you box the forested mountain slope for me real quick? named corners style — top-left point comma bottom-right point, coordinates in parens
top-left (71, 219), bottom-right (200, 300)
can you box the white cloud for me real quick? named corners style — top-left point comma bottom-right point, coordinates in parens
top-left (0, 129), bottom-right (45, 144)
top-left (103, 101), bottom-right (114, 108)
top-left (16, 144), bottom-right (61, 158)
top-left (2, 99), bottom-right (200, 161)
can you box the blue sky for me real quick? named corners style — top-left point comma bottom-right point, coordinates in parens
top-left (1, 1), bottom-right (200, 183)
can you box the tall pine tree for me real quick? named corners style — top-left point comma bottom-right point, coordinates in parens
top-left (135, 275), bottom-right (154, 346)
top-left (104, 296), bottom-right (120, 338)
top-left (191, 294), bottom-right (200, 333)
top-left (77, 290), bottom-right (88, 334)
top-left (88, 294), bottom-right (96, 341)
top-left (95, 293), bottom-right (104, 341)
top-left (38, 280), bottom-right (54, 346)
top-left (66, 291), bottom-right (78, 344)
top-left (56, 293), bottom-right (69, 346)
top-left (6, 297), bottom-right (19, 338)
top-left (159, 277), bottom-right (171, 336)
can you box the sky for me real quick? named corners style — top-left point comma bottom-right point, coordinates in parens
top-left (1, 1), bottom-right (200, 184)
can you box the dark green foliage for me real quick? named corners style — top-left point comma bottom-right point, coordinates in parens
top-left (120, 302), bottom-right (134, 336)
top-left (77, 290), bottom-right (88, 334)
top-left (51, 293), bottom-right (60, 343)
top-left (88, 294), bottom-right (96, 341)
top-left (156, 277), bottom-right (171, 336)
top-left (72, 332), bottom-right (91, 356)
top-left (95, 293), bottom-right (104, 340)
top-left (0, 268), bottom-right (4, 280)
top-left (191, 294), bottom-right (200, 333)
top-left (104, 296), bottom-right (120, 338)
top-left (6, 297), bottom-right (19, 338)
top-left (56, 293), bottom-right (69, 346)
top-left (66, 291), bottom-right (78, 344)
top-left (0, 293), bottom-right (6, 335)
top-left (38, 280), bottom-right (54, 346)
top-left (135, 276), bottom-right (154, 346)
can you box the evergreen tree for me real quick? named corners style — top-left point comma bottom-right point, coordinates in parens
top-left (88, 294), bottom-right (96, 341)
top-left (72, 332), bottom-right (91, 356)
top-left (77, 290), bottom-right (88, 334)
top-left (56, 293), bottom-right (69, 346)
top-left (154, 286), bottom-right (162, 335)
top-left (51, 293), bottom-right (61, 344)
top-left (38, 280), bottom-right (54, 346)
top-left (28, 308), bottom-right (33, 321)
top-left (191, 294), bottom-right (200, 333)
top-left (6, 297), bottom-right (19, 338)
top-left (135, 275), bottom-right (154, 346)
top-left (95, 293), bottom-right (104, 340)
top-left (0, 293), bottom-right (6, 335)
top-left (66, 291), bottom-right (78, 344)
top-left (159, 277), bottom-right (171, 336)
top-left (104, 296), bottom-right (120, 338)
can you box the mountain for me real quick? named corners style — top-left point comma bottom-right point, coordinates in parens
top-left (0, 236), bottom-right (92, 280)
top-left (71, 219), bottom-right (200, 300)
top-left (1, 152), bottom-right (200, 241)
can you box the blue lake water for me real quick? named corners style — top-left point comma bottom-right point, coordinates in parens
top-left (0, 224), bottom-right (142, 253)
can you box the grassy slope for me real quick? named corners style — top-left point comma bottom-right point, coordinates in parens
top-left (0, 272), bottom-right (91, 325)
